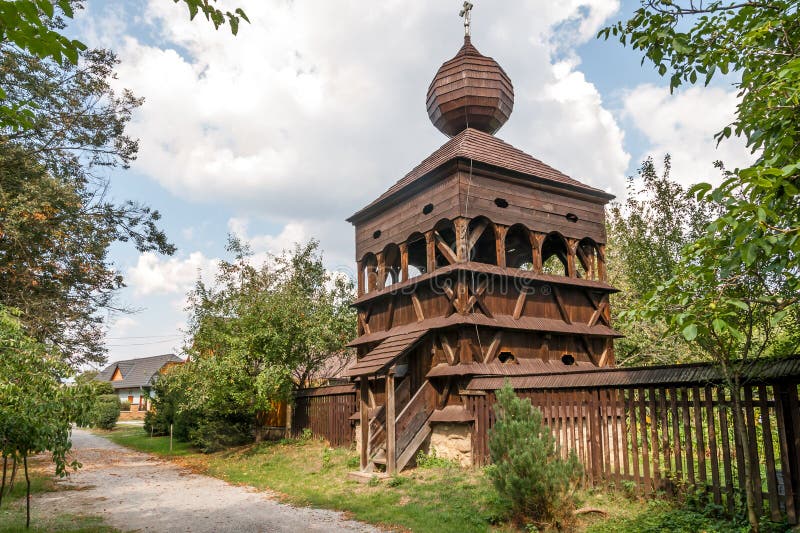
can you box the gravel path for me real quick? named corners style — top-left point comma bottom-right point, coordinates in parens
top-left (35, 428), bottom-right (379, 533)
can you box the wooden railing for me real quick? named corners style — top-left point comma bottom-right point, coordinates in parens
top-left (394, 380), bottom-right (436, 461)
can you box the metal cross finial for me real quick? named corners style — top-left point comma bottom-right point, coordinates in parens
top-left (459, 2), bottom-right (473, 37)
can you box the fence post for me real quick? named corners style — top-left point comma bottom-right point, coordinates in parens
top-left (775, 383), bottom-right (799, 525)
top-left (587, 389), bottom-right (603, 485)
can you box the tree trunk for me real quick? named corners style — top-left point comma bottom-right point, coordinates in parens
top-left (24, 454), bottom-right (30, 529)
top-left (0, 455), bottom-right (7, 508)
top-left (731, 380), bottom-right (759, 532)
top-left (8, 456), bottom-right (17, 492)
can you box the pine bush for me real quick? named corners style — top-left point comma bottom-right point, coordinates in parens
top-left (487, 383), bottom-right (582, 528)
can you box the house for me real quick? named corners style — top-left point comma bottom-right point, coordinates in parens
top-left (96, 354), bottom-right (183, 412)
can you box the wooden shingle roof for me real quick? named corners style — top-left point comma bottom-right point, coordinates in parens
top-left (348, 313), bottom-right (621, 348)
top-left (465, 355), bottom-right (800, 390)
top-left (349, 128), bottom-right (611, 222)
top-left (343, 330), bottom-right (428, 377)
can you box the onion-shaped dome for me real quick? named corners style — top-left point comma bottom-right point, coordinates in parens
top-left (426, 36), bottom-right (514, 137)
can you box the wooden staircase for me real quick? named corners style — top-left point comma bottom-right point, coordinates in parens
top-left (364, 380), bottom-right (436, 473)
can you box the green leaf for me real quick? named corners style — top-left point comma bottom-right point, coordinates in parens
top-left (682, 324), bottom-right (698, 341)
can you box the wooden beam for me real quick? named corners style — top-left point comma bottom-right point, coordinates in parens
top-left (513, 288), bottom-right (529, 320)
top-left (359, 378), bottom-right (369, 470)
top-left (467, 279), bottom-right (492, 318)
top-left (458, 330), bottom-right (473, 364)
top-left (377, 251), bottom-right (387, 289)
top-left (566, 239), bottom-right (578, 278)
top-left (581, 335), bottom-right (599, 366)
top-left (385, 294), bottom-right (396, 331)
top-left (425, 231), bottom-right (436, 273)
top-left (399, 243), bottom-right (409, 282)
top-left (440, 378), bottom-right (452, 409)
top-left (454, 217), bottom-right (469, 261)
top-left (530, 232), bottom-right (545, 273)
top-left (367, 383), bottom-right (376, 409)
top-left (386, 371), bottom-right (396, 474)
top-left (552, 285), bottom-right (572, 324)
top-left (442, 282), bottom-right (457, 318)
top-left (467, 217), bottom-right (490, 253)
top-left (483, 331), bottom-right (504, 364)
top-left (597, 244), bottom-right (607, 282)
top-left (411, 293), bottom-right (425, 322)
top-left (597, 339), bottom-right (611, 367)
top-left (357, 311), bottom-right (371, 335)
top-left (357, 260), bottom-right (365, 297)
top-left (440, 334), bottom-right (458, 366)
top-left (588, 301), bottom-right (608, 328)
top-left (495, 225), bottom-right (507, 268)
top-left (435, 234), bottom-right (458, 265)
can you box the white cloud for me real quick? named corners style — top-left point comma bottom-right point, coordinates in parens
top-left (227, 218), bottom-right (307, 255)
top-left (106, 316), bottom-right (138, 337)
top-left (127, 251), bottom-right (217, 296)
top-left (623, 84), bottom-right (755, 187)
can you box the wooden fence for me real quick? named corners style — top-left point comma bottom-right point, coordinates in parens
top-left (292, 358), bottom-right (800, 525)
top-left (291, 384), bottom-right (357, 447)
top-left (465, 359), bottom-right (800, 525)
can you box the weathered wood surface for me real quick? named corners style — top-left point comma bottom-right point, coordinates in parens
top-left (464, 379), bottom-right (800, 525)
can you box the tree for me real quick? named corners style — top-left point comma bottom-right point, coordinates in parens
top-left (607, 155), bottom-right (720, 365)
top-left (168, 238), bottom-right (355, 449)
top-left (0, 1), bottom-right (248, 130)
top-left (0, 306), bottom-right (93, 528)
top-left (487, 383), bottom-right (582, 529)
top-left (601, 3), bottom-right (800, 528)
top-left (0, 46), bottom-right (176, 366)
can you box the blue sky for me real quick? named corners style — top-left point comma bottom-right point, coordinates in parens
top-left (68, 1), bottom-right (752, 368)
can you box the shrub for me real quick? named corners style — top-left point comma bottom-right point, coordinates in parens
top-left (90, 394), bottom-right (121, 430)
top-left (189, 416), bottom-right (252, 453)
top-left (487, 383), bottom-right (582, 528)
top-left (119, 400), bottom-right (131, 411)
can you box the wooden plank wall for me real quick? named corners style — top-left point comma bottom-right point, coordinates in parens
top-left (466, 381), bottom-right (800, 525)
top-left (292, 388), bottom-right (357, 447)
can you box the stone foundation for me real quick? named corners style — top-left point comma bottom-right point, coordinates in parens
top-left (429, 422), bottom-right (472, 467)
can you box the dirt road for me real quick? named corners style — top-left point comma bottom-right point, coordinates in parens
top-left (35, 428), bottom-right (378, 532)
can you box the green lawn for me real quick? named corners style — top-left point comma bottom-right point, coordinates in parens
top-left (98, 426), bottom-right (769, 532)
top-left (0, 460), bottom-right (116, 533)
top-left (95, 426), bottom-right (195, 456)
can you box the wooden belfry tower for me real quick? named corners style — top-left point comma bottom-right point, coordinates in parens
top-left (345, 4), bottom-right (621, 475)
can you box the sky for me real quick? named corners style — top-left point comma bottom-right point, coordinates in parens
top-left (69, 0), bottom-right (754, 369)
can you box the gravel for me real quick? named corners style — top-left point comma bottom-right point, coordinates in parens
top-left (35, 428), bottom-right (379, 533)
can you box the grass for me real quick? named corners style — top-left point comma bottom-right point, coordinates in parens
top-left (95, 426), bottom-right (195, 456)
top-left (0, 458), bottom-right (117, 533)
top-left (98, 426), bottom-right (771, 532)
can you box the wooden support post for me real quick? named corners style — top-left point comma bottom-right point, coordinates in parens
top-left (597, 245), bottom-right (607, 282)
top-left (425, 231), bottom-right (436, 273)
top-left (359, 378), bottom-right (369, 470)
top-left (495, 225), bottom-right (507, 268)
top-left (357, 260), bottom-right (365, 297)
top-left (567, 239), bottom-right (578, 278)
top-left (376, 251), bottom-right (387, 289)
top-left (386, 370), bottom-right (396, 475)
top-left (399, 242), bottom-right (409, 282)
top-left (530, 232), bottom-right (544, 273)
top-left (455, 217), bottom-right (469, 262)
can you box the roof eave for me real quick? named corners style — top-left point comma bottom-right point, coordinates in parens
top-left (347, 156), bottom-right (614, 225)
